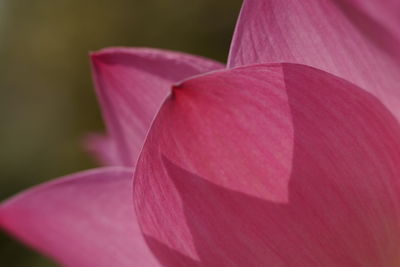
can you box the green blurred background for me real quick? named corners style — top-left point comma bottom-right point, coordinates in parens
top-left (0, 0), bottom-right (242, 265)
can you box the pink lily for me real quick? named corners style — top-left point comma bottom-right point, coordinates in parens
top-left (1, 0), bottom-right (400, 266)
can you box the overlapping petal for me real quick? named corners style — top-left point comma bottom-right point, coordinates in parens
top-left (90, 48), bottom-right (224, 166)
top-left (228, 0), bottom-right (400, 120)
top-left (134, 63), bottom-right (400, 266)
top-left (0, 168), bottom-right (160, 267)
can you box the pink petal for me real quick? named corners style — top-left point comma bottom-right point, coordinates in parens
top-left (228, 0), bottom-right (400, 120)
top-left (0, 168), bottom-right (161, 267)
top-left (134, 63), bottom-right (400, 266)
top-left (83, 133), bottom-right (121, 166)
top-left (91, 47), bottom-right (224, 166)
top-left (342, 0), bottom-right (400, 39)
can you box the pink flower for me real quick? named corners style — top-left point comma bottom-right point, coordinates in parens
top-left (2, 0), bottom-right (400, 266)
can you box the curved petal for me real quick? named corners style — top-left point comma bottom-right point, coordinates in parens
top-left (0, 168), bottom-right (161, 267)
top-left (134, 63), bottom-right (400, 266)
top-left (90, 47), bottom-right (224, 166)
top-left (228, 0), bottom-right (400, 120)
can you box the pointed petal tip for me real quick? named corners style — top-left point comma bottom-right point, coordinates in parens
top-left (0, 167), bottom-right (161, 267)
top-left (0, 166), bottom-right (132, 206)
top-left (89, 47), bottom-right (224, 165)
top-left (89, 47), bottom-right (127, 64)
top-left (89, 47), bottom-right (124, 56)
top-left (89, 47), bottom-right (167, 62)
top-left (89, 49), bottom-right (111, 65)
top-left (89, 51), bottom-right (101, 62)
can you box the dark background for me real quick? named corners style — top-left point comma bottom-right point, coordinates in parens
top-left (0, 0), bottom-right (242, 265)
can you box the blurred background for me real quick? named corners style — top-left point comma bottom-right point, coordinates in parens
top-left (0, 0), bottom-right (242, 265)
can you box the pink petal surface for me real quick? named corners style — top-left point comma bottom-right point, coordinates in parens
top-left (83, 133), bottom-right (121, 166)
top-left (134, 63), bottom-right (400, 266)
top-left (344, 0), bottom-right (400, 39)
top-left (0, 168), bottom-right (160, 267)
top-left (228, 0), bottom-right (400, 120)
top-left (90, 47), bottom-right (224, 166)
